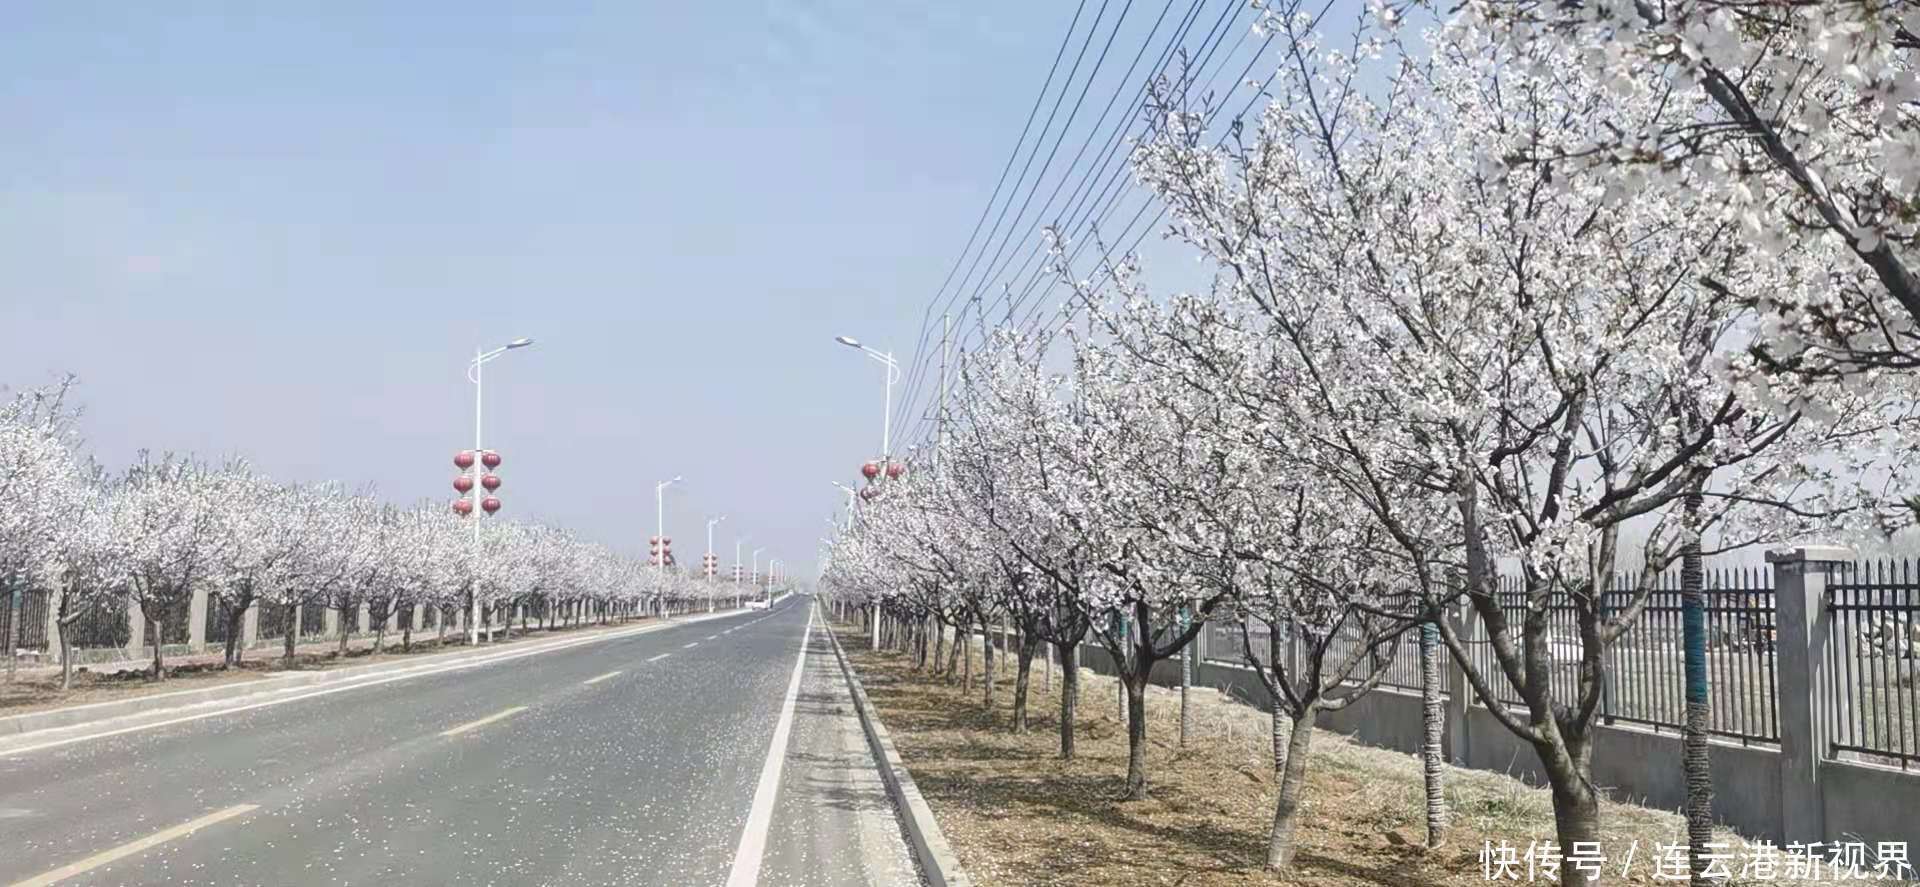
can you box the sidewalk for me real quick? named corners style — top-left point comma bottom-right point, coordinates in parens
top-left (763, 624), bottom-right (924, 885)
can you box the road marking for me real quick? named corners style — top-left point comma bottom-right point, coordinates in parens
top-left (582, 670), bottom-right (622, 686)
top-left (683, 642), bottom-right (699, 649)
top-left (725, 606), bottom-right (814, 887)
top-left (647, 653), bottom-right (670, 663)
top-left (0, 616), bottom-right (726, 759)
top-left (705, 635), bottom-right (718, 641)
top-left (9, 803), bottom-right (259, 887)
top-left (723, 629), bottom-right (733, 635)
top-left (440, 705), bottom-right (528, 738)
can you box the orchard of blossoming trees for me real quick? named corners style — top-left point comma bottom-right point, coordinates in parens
top-left (0, 376), bottom-right (731, 692)
top-left (822, 1), bottom-right (1920, 880)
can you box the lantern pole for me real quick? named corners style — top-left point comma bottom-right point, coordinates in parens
top-left (464, 337), bottom-right (533, 645)
top-left (752, 547), bottom-right (765, 601)
top-left (655, 476), bottom-right (681, 617)
top-left (834, 335), bottom-right (899, 465)
top-left (471, 346), bottom-right (483, 645)
top-left (705, 515), bottom-right (726, 612)
top-left (735, 536), bottom-right (748, 610)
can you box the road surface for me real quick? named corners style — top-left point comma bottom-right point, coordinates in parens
top-left (0, 598), bottom-right (922, 886)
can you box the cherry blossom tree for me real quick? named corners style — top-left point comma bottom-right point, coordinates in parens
top-left (1451, 0), bottom-right (1920, 375)
top-left (1126, 12), bottom-right (1920, 873)
top-left (109, 454), bottom-right (233, 679)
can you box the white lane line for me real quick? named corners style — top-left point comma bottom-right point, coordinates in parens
top-left (683, 642), bottom-right (699, 649)
top-left (582, 670), bottom-right (622, 686)
top-left (647, 653), bottom-right (671, 663)
top-left (0, 627), bottom-right (652, 759)
top-left (705, 635), bottom-right (718, 641)
top-left (724, 606), bottom-right (814, 887)
top-left (9, 803), bottom-right (259, 887)
top-left (723, 629), bottom-right (734, 635)
top-left (440, 705), bottom-right (529, 738)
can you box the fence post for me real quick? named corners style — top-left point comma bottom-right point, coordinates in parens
top-left (187, 584), bottom-right (208, 653)
top-left (44, 579), bottom-right (63, 663)
top-left (127, 600), bottom-right (144, 659)
top-left (1767, 544), bottom-right (1850, 846)
top-left (1445, 600), bottom-right (1473, 766)
top-left (242, 604), bottom-right (259, 649)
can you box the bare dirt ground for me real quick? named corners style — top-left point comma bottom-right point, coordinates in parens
top-left (835, 623), bottom-right (1903, 886)
top-left (1, 616), bottom-right (661, 716)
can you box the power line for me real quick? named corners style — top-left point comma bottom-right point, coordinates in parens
top-left (890, 0), bottom-right (1226, 442)
top-left (890, 0), bottom-right (1131, 439)
top-left (884, 0), bottom-right (1096, 455)
top-left (899, 0), bottom-right (1313, 455)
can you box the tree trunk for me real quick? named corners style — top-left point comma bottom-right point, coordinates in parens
top-left (223, 603), bottom-right (246, 667)
top-left (1179, 636), bottom-right (1192, 748)
top-left (403, 622), bottom-right (413, 652)
top-left (1123, 671), bottom-right (1150, 800)
top-left (1058, 640), bottom-right (1079, 759)
top-left (946, 623), bottom-right (962, 681)
top-left (1680, 492), bottom-right (1713, 886)
top-left (932, 620), bottom-right (947, 677)
top-left (1420, 622), bottom-right (1447, 848)
top-left (148, 612), bottom-right (166, 681)
top-left (58, 614), bottom-right (75, 692)
top-left (1013, 634), bottom-right (1037, 733)
top-left (962, 620), bottom-right (974, 694)
top-left (982, 617), bottom-right (996, 709)
top-left (1267, 707), bottom-right (1318, 870)
top-left (1542, 739), bottom-right (1605, 885)
top-left (284, 617), bottom-right (298, 663)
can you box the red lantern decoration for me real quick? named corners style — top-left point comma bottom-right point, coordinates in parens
top-left (452, 498), bottom-right (473, 515)
top-left (861, 461), bottom-right (881, 480)
top-left (481, 474), bottom-right (501, 491)
top-left (454, 451), bottom-right (476, 469)
top-left (481, 451), bottom-right (502, 469)
top-left (886, 462), bottom-right (905, 479)
top-left (649, 536), bottom-right (661, 545)
top-left (453, 476), bottom-right (474, 493)
top-left (662, 537), bottom-right (671, 546)
top-left (480, 496), bottom-right (501, 514)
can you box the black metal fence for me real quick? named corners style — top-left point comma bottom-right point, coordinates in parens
top-left (65, 600), bottom-right (131, 650)
top-left (1826, 560), bottom-right (1920, 769)
top-left (2, 579), bottom-right (52, 653)
top-left (204, 598), bottom-right (237, 647)
top-left (1203, 566), bottom-right (1782, 745)
top-left (257, 601), bottom-right (291, 641)
top-left (300, 601), bottom-right (327, 637)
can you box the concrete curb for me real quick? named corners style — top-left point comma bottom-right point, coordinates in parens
top-left (0, 609), bottom-right (749, 743)
top-left (820, 610), bottom-right (974, 887)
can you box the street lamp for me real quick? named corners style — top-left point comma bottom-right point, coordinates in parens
top-left (832, 481), bottom-right (859, 530)
top-left (705, 515), bottom-right (726, 611)
top-left (734, 535), bottom-right (749, 609)
top-left (752, 547), bottom-right (765, 600)
top-left (462, 336), bottom-right (534, 645)
top-left (835, 335), bottom-right (900, 462)
top-left (655, 475), bottom-right (681, 616)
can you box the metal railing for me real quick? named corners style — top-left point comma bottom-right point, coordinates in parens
top-left (1826, 560), bottom-right (1920, 769)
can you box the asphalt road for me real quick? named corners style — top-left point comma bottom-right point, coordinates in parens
top-left (0, 598), bottom-right (921, 887)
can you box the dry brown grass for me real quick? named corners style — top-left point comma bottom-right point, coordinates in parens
top-left (839, 624), bottom-right (1896, 886)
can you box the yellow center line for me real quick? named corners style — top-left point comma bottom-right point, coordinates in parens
top-left (9, 803), bottom-right (260, 887)
top-left (582, 670), bottom-right (622, 686)
top-left (440, 705), bottom-right (529, 737)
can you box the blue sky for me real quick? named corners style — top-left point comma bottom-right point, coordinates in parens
top-left (0, 1), bottom-right (1281, 575)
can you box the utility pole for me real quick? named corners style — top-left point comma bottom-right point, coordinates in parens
top-left (936, 312), bottom-right (950, 477)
